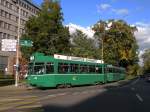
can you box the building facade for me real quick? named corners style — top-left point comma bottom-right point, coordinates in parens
top-left (0, 0), bottom-right (40, 74)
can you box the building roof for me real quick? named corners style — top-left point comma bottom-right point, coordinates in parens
top-left (24, 0), bottom-right (41, 9)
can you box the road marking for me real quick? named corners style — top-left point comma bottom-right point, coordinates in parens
top-left (47, 93), bottom-right (68, 98)
top-left (48, 94), bottom-right (56, 97)
top-left (72, 92), bottom-right (80, 95)
top-left (81, 91), bottom-right (89, 94)
top-left (131, 78), bottom-right (139, 85)
top-left (131, 87), bottom-right (135, 91)
top-left (136, 93), bottom-right (143, 102)
top-left (118, 78), bottom-right (139, 89)
top-left (57, 92), bottom-right (67, 96)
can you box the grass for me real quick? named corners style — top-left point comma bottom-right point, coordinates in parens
top-left (0, 73), bottom-right (15, 86)
top-left (0, 79), bottom-right (15, 86)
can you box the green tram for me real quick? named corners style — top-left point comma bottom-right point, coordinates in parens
top-left (27, 52), bottom-right (126, 88)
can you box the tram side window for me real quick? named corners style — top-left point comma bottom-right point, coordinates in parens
top-left (108, 68), bottom-right (113, 73)
top-left (95, 67), bottom-right (102, 74)
top-left (80, 65), bottom-right (89, 73)
top-left (114, 68), bottom-right (119, 73)
top-left (34, 63), bottom-right (45, 75)
top-left (114, 68), bottom-right (116, 73)
top-left (58, 63), bottom-right (69, 73)
top-left (104, 67), bottom-right (108, 73)
top-left (46, 63), bottom-right (54, 74)
top-left (70, 64), bottom-right (78, 73)
top-left (89, 65), bottom-right (96, 73)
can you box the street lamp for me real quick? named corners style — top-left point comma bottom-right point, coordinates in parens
top-left (13, 0), bottom-right (21, 87)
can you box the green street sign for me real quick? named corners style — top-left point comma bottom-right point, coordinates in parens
top-left (20, 40), bottom-right (33, 47)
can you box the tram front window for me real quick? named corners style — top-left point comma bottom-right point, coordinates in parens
top-left (34, 63), bottom-right (45, 75)
top-left (28, 63), bottom-right (34, 75)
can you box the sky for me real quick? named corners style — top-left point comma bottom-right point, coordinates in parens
top-left (35, 0), bottom-right (150, 56)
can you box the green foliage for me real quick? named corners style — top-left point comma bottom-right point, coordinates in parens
top-left (70, 30), bottom-right (100, 59)
top-left (127, 64), bottom-right (141, 76)
top-left (21, 1), bottom-right (70, 59)
top-left (142, 49), bottom-right (150, 73)
top-left (93, 19), bottom-right (139, 75)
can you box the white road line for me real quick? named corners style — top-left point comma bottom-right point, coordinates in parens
top-left (119, 78), bottom-right (139, 88)
top-left (48, 92), bottom-right (68, 97)
top-left (131, 78), bottom-right (139, 85)
top-left (136, 93), bottom-right (143, 102)
top-left (48, 94), bottom-right (57, 97)
top-left (72, 92), bottom-right (80, 95)
top-left (57, 92), bottom-right (68, 96)
top-left (81, 91), bottom-right (89, 94)
top-left (131, 87), bottom-right (135, 91)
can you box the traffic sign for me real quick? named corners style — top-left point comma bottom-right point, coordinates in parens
top-left (20, 40), bottom-right (33, 47)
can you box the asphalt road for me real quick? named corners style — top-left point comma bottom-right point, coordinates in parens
top-left (0, 78), bottom-right (150, 112)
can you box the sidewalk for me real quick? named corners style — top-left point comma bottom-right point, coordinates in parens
top-left (0, 82), bottom-right (44, 112)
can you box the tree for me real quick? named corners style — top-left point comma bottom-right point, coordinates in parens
top-left (70, 30), bottom-right (99, 59)
top-left (142, 49), bottom-right (150, 74)
top-left (21, 1), bottom-right (70, 59)
top-left (93, 19), bottom-right (139, 75)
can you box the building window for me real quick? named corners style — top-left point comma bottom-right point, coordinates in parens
top-left (0, 10), bottom-right (2, 16)
top-left (0, 20), bottom-right (3, 28)
top-left (0, 21), bottom-right (4, 28)
top-left (0, 32), bottom-right (3, 38)
top-left (3, 33), bottom-right (6, 39)
top-left (9, 3), bottom-right (12, 9)
top-left (2, 10), bottom-right (5, 17)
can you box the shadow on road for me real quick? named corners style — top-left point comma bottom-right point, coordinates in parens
top-left (29, 78), bottom-right (150, 112)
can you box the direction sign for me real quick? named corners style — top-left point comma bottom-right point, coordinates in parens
top-left (20, 40), bottom-right (33, 47)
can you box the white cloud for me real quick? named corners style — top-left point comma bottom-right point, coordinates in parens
top-left (100, 4), bottom-right (111, 10)
top-left (112, 9), bottom-right (129, 15)
top-left (134, 22), bottom-right (150, 65)
top-left (97, 3), bottom-right (111, 13)
top-left (66, 23), bottom-right (94, 38)
top-left (134, 22), bottom-right (150, 51)
top-left (97, 3), bottom-right (129, 16)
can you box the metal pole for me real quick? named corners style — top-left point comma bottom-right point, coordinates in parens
top-left (15, 5), bottom-right (21, 87)
top-left (101, 37), bottom-right (103, 61)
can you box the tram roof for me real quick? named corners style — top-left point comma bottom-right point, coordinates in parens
top-left (30, 52), bottom-right (105, 65)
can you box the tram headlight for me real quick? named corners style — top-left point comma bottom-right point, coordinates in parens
top-left (30, 56), bottom-right (34, 61)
